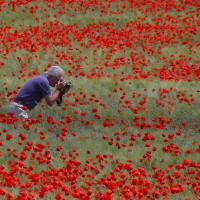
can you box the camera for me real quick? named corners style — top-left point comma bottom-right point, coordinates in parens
top-left (60, 79), bottom-right (73, 89)
top-left (56, 79), bottom-right (73, 106)
top-left (65, 82), bottom-right (73, 89)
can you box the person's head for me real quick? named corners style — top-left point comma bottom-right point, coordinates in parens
top-left (45, 66), bottom-right (64, 87)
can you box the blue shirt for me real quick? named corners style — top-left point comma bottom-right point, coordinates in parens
top-left (14, 74), bottom-right (51, 110)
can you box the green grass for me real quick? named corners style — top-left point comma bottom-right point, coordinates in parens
top-left (0, 0), bottom-right (200, 199)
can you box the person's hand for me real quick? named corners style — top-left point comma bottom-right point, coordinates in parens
top-left (57, 79), bottom-right (67, 91)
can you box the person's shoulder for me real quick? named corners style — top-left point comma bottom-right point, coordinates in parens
top-left (34, 74), bottom-right (47, 81)
top-left (31, 74), bottom-right (48, 84)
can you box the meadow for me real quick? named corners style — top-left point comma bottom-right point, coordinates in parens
top-left (0, 0), bottom-right (200, 199)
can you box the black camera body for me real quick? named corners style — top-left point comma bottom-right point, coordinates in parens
top-left (56, 79), bottom-right (73, 106)
top-left (60, 79), bottom-right (73, 89)
top-left (65, 82), bottom-right (73, 89)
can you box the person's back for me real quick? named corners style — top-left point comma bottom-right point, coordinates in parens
top-left (14, 74), bottom-right (51, 110)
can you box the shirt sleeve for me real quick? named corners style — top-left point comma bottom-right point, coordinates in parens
top-left (38, 82), bottom-right (51, 97)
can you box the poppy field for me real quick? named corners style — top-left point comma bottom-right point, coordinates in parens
top-left (0, 0), bottom-right (200, 199)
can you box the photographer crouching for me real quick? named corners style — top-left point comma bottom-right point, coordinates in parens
top-left (9, 66), bottom-right (73, 119)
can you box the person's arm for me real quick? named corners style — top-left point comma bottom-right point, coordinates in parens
top-left (44, 89), bottom-right (61, 106)
top-left (44, 80), bottom-right (66, 106)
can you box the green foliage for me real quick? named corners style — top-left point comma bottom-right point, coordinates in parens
top-left (0, 0), bottom-right (199, 199)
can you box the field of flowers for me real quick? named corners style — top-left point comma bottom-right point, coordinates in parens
top-left (0, 0), bottom-right (200, 199)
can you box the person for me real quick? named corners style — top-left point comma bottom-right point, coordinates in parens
top-left (9, 66), bottom-right (71, 119)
